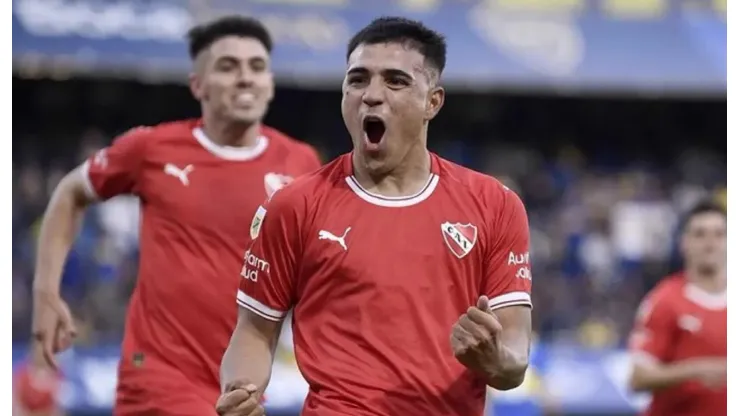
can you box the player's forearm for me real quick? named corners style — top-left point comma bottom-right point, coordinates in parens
top-left (220, 321), bottom-right (278, 394)
top-left (33, 172), bottom-right (91, 294)
top-left (629, 361), bottom-right (699, 392)
top-left (483, 344), bottom-right (528, 391)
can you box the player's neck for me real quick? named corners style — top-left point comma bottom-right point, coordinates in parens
top-left (352, 143), bottom-right (431, 198)
top-left (202, 116), bottom-right (261, 148)
top-left (686, 268), bottom-right (726, 293)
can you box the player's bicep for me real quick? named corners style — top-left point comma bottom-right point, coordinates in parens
top-left (484, 189), bottom-right (532, 311)
top-left (50, 164), bottom-right (99, 208)
top-left (493, 305), bottom-right (532, 357)
top-left (84, 126), bottom-right (149, 200)
top-left (234, 306), bottom-right (284, 348)
top-left (237, 196), bottom-right (300, 320)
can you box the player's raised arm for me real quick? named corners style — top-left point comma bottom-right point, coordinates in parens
top-left (219, 189), bottom-right (303, 410)
top-left (628, 290), bottom-right (725, 392)
top-left (451, 187), bottom-right (533, 391)
top-left (32, 127), bottom-right (148, 369)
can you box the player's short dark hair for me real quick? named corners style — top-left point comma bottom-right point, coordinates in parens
top-left (187, 16), bottom-right (273, 59)
top-left (346, 16), bottom-right (447, 78)
top-left (680, 199), bottom-right (726, 232)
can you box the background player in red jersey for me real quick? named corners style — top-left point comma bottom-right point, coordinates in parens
top-left (13, 364), bottom-right (64, 416)
top-left (218, 17), bottom-right (532, 416)
top-left (31, 16), bottom-right (321, 416)
top-left (628, 201), bottom-right (726, 416)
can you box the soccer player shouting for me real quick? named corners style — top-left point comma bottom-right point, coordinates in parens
top-left (219, 17), bottom-right (533, 416)
top-left (628, 201), bottom-right (726, 416)
top-left (31, 16), bottom-right (321, 416)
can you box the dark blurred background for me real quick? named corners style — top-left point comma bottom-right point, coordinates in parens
top-left (12, 0), bottom-right (726, 415)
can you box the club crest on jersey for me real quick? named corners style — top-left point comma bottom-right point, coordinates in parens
top-left (250, 205), bottom-right (267, 240)
top-left (441, 222), bottom-right (478, 258)
top-left (264, 173), bottom-right (294, 199)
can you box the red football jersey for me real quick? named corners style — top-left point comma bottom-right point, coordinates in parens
top-left (82, 119), bottom-right (321, 404)
top-left (239, 153), bottom-right (533, 416)
top-left (629, 274), bottom-right (727, 416)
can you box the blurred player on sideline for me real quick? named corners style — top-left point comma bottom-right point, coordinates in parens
top-left (218, 17), bottom-right (533, 416)
top-left (31, 16), bottom-right (321, 416)
top-left (628, 201), bottom-right (726, 416)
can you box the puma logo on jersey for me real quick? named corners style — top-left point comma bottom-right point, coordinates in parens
top-left (164, 163), bottom-right (194, 186)
top-left (318, 227), bottom-right (351, 251)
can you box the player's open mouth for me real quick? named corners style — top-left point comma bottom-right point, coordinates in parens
top-left (362, 116), bottom-right (386, 146)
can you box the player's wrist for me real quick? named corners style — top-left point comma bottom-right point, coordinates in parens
top-left (479, 345), bottom-right (528, 390)
top-left (32, 285), bottom-right (60, 299)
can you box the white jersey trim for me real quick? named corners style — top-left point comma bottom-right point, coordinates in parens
top-left (80, 160), bottom-right (100, 200)
top-left (345, 174), bottom-right (439, 208)
top-left (192, 127), bottom-right (269, 161)
top-left (684, 284), bottom-right (726, 310)
top-left (488, 291), bottom-right (532, 311)
top-left (236, 290), bottom-right (286, 322)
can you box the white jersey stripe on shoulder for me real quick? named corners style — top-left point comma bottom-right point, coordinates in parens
top-left (80, 160), bottom-right (100, 200)
top-left (236, 290), bottom-right (286, 321)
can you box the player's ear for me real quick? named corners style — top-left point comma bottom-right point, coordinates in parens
top-left (678, 231), bottom-right (689, 257)
top-left (265, 71), bottom-right (275, 103)
top-left (425, 86), bottom-right (445, 121)
top-left (189, 72), bottom-right (205, 101)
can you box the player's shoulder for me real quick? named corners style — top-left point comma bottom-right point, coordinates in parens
top-left (114, 118), bottom-right (197, 145)
top-left (645, 273), bottom-right (686, 306)
top-left (261, 125), bottom-right (319, 159)
top-left (133, 118), bottom-right (196, 138)
top-left (264, 154), bottom-right (345, 210)
top-left (437, 155), bottom-right (524, 211)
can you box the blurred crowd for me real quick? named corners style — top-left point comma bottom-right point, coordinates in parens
top-left (12, 77), bottom-right (726, 351)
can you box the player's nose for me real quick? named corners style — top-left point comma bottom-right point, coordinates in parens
top-left (361, 79), bottom-right (384, 107)
top-left (235, 69), bottom-right (256, 88)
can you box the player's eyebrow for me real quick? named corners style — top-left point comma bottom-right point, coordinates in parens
top-left (346, 67), bottom-right (414, 80)
top-left (382, 68), bottom-right (413, 80)
top-left (214, 55), bottom-right (268, 66)
top-left (346, 67), bottom-right (369, 76)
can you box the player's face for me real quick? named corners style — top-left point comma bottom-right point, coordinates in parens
top-left (190, 36), bottom-right (274, 125)
top-left (341, 42), bottom-right (444, 173)
top-left (681, 212), bottom-right (726, 274)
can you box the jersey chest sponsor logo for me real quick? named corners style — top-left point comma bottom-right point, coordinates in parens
top-left (441, 222), bottom-right (478, 258)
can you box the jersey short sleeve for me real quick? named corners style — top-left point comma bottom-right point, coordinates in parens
top-left (237, 190), bottom-right (302, 321)
top-left (482, 188), bottom-right (533, 311)
top-left (629, 289), bottom-right (676, 364)
top-left (82, 127), bottom-right (149, 200)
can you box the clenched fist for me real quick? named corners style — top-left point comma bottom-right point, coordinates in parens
top-left (450, 295), bottom-right (503, 374)
top-left (216, 381), bottom-right (264, 416)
